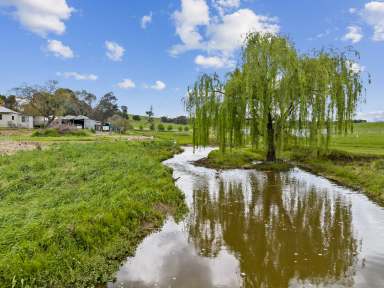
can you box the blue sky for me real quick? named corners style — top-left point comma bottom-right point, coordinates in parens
top-left (0, 0), bottom-right (383, 120)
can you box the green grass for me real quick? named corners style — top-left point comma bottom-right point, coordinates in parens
top-left (31, 128), bottom-right (92, 138)
top-left (331, 122), bottom-right (384, 156)
top-left (127, 130), bottom-right (192, 146)
top-left (287, 147), bottom-right (384, 204)
top-left (196, 148), bottom-right (264, 169)
top-left (0, 141), bottom-right (186, 287)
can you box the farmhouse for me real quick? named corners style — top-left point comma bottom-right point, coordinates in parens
top-left (0, 105), bottom-right (33, 128)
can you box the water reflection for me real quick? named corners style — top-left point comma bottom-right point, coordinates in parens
top-left (109, 147), bottom-right (384, 288)
top-left (189, 172), bottom-right (358, 287)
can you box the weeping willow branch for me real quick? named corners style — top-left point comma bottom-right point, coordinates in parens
top-left (186, 33), bottom-right (365, 162)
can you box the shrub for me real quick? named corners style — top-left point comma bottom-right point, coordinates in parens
top-left (157, 123), bottom-right (165, 131)
top-left (149, 123), bottom-right (155, 131)
top-left (32, 128), bottom-right (89, 137)
top-left (184, 126), bottom-right (189, 132)
top-left (167, 125), bottom-right (173, 131)
top-left (139, 125), bottom-right (144, 131)
top-left (132, 115), bottom-right (141, 121)
top-left (178, 126), bottom-right (183, 132)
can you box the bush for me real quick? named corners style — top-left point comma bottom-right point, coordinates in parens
top-left (149, 123), bottom-right (155, 131)
top-left (132, 115), bottom-right (141, 121)
top-left (139, 125), bottom-right (144, 131)
top-left (167, 125), bottom-right (173, 131)
top-left (157, 123), bottom-right (165, 131)
top-left (178, 126), bottom-right (183, 132)
top-left (32, 128), bottom-right (60, 137)
top-left (184, 126), bottom-right (189, 132)
top-left (32, 128), bottom-right (89, 137)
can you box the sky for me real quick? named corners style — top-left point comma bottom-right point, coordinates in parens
top-left (0, 0), bottom-right (383, 120)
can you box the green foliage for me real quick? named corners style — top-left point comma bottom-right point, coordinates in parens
top-left (139, 124), bottom-right (144, 130)
top-left (184, 126), bottom-right (189, 132)
top-left (0, 141), bottom-right (186, 287)
top-left (187, 33), bottom-right (364, 161)
top-left (149, 123), bottom-right (155, 131)
top-left (107, 115), bottom-right (132, 132)
top-left (178, 126), bottom-right (183, 132)
top-left (157, 123), bottom-right (165, 131)
top-left (132, 115), bottom-right (141, 121)
top-left (93, 92), bottom-right (119, 122)
top-left (167, 124), bottom-right (173, 131)
top-left (32, 128), bottom-right (90, 137)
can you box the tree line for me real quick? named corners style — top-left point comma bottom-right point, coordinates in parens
top-left (186, 33), bottom-right (366, 161)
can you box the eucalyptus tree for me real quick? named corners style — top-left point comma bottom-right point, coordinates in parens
top-left (187, 33), bottom-right (364, 161)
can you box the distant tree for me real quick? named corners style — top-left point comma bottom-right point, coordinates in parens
top-left (76, 90), bottom-right (96, 107)
top-left (0, 95), bottom-right (18, 111)
top-left (93, 92), bottom-right (119, 122)
top-left (145, 105), bottom-right (154, 123)
top-left (120, 106), bottom-right (129, 119)
top-left (14, 80), bottom-right (70, 126)
top-left (157, 123), bottom-right (165, 131)
top-left (167, 124), bottom-right (173, 131)
top-left (161, 116), bottom-right (169, 123)
top-left (108, 114), bottom-right (132, 132)
top-left (132, 115), bottom-right (141, 121)
top-left (174, 116), bottom-right (188, 125)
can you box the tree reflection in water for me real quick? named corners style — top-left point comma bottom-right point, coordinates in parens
top-left (188, 171), bottom-right (358, 287)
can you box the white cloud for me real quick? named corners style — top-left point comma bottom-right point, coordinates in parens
top-left (171, 0), bottom-right (210, 55)
top-left (213, 0), bottom-right (240, 15)
top-left (343, 25), bottom-right (363, 43)
top-left (346, 60), bottom-right (365, 74)
top-left (117, 79), bottom-right (136, 89)
top-left (105, 41), bottom-right (125, 61)
top-left (349, 8), bottom-right (357, 14)
top-left (207, 9), bottom-right (279, 55)
top-left (215, 0), bottom-right (240, 9)
top-left (58, 72), bottom-right (98, 81)
top-left (171, 1), bottom-right (280, 67)
top-left (362, 1), bottom-right (384, 41)
top-left (46, 39), bottom-right (74, 58)
top-left (141, 12), bottom-right (152, 29)
top-left (195, 54), bottom-right (230, 68)
top-left (0, 0), bottom-right (73, 36)
top-left (149, 80), bottom-right (167, 91)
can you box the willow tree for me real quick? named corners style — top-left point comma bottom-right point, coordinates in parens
top-left (186, 33), bottom-right (364, 161)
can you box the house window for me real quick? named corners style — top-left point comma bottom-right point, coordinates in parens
top-left (12, 115), bottom-right (15, 121)
top-left (0, 114), bottom-right (2, 120)
top-left (22, 116), bottom-right (26, 123)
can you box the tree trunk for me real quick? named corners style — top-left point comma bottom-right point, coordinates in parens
top-left (46, 116), bottom-right (56, 128)
top-left (266, 113), bottom-right (276, 162)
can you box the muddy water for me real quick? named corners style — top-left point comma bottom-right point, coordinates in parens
top-left (109, 147), bottom-right (384, 288)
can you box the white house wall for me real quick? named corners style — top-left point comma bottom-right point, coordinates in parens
top-left (0, 113), bottom-right (33, 128)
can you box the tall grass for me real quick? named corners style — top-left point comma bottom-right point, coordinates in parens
top-left (0, 141), bottom-right (186, 287)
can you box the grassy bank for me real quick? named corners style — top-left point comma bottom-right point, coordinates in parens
top-left (288, 148), bottom-right (384, 204)
top-left (0, 141), bottom-right (186, 287)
